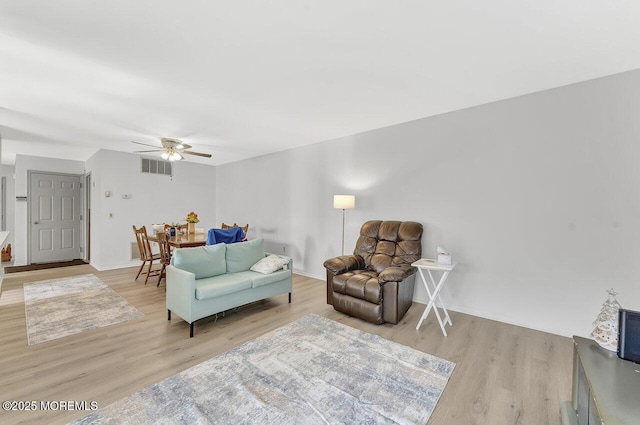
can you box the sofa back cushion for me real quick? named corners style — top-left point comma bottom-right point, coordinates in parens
top-left (172, 244), bottom-right (227, 279)
top-left (354, 220), bottom-right (423, 273)
top-left (226, 238), bottom-right (265, 273)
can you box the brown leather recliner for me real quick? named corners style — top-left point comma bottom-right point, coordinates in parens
top-left (323, 220), bottom-right (423, 324)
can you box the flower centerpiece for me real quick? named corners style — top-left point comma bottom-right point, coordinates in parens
top-left (185, 212), bottom-right (199, 223)
top-left (185, 212), bottom-right (199, 234)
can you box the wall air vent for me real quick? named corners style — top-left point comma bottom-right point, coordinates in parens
top-left (141, 158), bottom-right (172, 176)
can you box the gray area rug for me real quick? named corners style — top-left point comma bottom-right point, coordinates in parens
top-left (73, 314), bottom-right (455, 424)
top-left (24, 274), bottom-right (143, 345)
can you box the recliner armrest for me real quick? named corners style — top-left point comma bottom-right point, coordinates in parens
top-left (379, 264), bottom-right (416, 283)
top-left (323, 255), bottom-right (365, 275)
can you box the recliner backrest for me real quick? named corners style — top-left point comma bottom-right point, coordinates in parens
top-left (354, 220), bottom-right (423, 273)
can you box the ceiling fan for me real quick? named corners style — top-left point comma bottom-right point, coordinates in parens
top-left (131, 137), bottom-right (212, 161)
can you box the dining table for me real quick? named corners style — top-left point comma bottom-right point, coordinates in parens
top-left (148, 232), bottom-right (207, 248)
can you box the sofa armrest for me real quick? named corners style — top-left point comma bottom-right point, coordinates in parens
top-left (379, 264), bottom-right (416, 284)
top-left (166, 265), bottom-right (196, 323)
top-left (323, 255), bottom-right (365, 275)
top-left (265, 252), bottom-right (293, 272)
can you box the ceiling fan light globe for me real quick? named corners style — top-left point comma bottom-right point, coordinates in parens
top-left (161, 152), bottom-right (170, 160)
top-left (169, 152), bottom-right (183, 161)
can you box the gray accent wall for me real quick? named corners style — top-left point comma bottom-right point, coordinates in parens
top-left (216, 68), bottom-right (640, 337)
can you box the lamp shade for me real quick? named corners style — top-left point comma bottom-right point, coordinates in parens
top-left (333, 195), bottom-right (355, 210)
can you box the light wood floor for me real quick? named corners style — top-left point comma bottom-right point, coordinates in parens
top-left (0, 265), bottom-right (573, 425)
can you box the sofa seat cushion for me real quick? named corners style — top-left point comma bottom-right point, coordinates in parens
top-left (234, 270), bottom-right (293, 288)
top-left (331, 270), bottom-right (381, 304)
top-left (195, 274), bottom-right (252, 300)
top-left (172, 244), bottom-right (226, 279)
top-left (226, 238), bottom-right (265, 273)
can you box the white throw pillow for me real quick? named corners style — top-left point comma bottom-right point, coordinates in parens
top-left (250, 254), bottom-right (289, 274)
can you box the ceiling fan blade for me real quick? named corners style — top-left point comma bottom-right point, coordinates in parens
top-left (182, 150), bottom-right (212, 158)
top-left (134, 149), bottom-right (164, 153)
top-left (160, 138), bottom-right (190, 150)
top-left (131, 141), bottom-right (162, 148)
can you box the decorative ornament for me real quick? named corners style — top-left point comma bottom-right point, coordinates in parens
top-left (590, 288), bottom-right (621, 351)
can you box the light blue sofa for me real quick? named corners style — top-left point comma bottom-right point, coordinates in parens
top-left (166, 238), bottom-right (292, 337)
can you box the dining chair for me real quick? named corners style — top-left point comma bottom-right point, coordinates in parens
top-left (156, 231), bottom-right (172, 287)
top-left (221, 222), bottom-right (249, 237)
top-left (132, 225), bottom-right (161, 285)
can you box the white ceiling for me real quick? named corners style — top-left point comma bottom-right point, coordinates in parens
top-left (2, 1), bottom-right (640, 166)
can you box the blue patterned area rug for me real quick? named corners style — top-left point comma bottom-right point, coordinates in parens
top-left (73, 314), bottom-right (455, 424)
top-left (24, 274), bottom-right (143, 346)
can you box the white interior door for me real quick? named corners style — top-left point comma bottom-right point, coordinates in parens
top-left (29, 172), bottom-right (81, 263)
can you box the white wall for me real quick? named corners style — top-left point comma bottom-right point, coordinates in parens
top-left (216, 69), bottom-right (640, 337)
top-left (85, 149), bottom-right (217, 270)
top-left (14, 155), bottom-right (86, 265)
top-left (12, 150), bottom-right (217, 270)
top-left (0, 165), bottom-right (16, 250)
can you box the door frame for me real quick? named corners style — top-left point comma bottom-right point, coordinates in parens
top-left (27, 170), bottom-right (85, 264)
top-left (1, 176), bottom-right (6, 231)
top-left (84, 172), bottom-right (91, 263)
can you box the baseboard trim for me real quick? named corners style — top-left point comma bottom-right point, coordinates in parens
top-left (5, 259), bottom-right (88, 273)
top-left (292, 269), bottom-right (324, 280)
top-left (291, 269), bottom-right (571, 337)
top-left (411, 299), bottom-right (572, 338)
top-left (84, 262), bottom-right (571, 337)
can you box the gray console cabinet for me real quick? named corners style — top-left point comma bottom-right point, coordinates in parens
top-left (561, 336), bottom-right (640, 425)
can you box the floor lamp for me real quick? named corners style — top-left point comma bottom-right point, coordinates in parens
top-left (333, 195), bottom-right (355, 256)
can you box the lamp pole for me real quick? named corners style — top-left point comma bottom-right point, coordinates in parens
top-left (333, 194), bottom-right (355, 257)
top-left (341, 207), bottom-right (346, 256)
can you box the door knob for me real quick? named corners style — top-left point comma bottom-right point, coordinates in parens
top-left (33, 221), bottom-right (39, 224)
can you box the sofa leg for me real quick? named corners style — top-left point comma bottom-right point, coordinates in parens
top-left (190, 322), bottom-right (194, 338)
top-left (288, 292), bottom-right (292, 303)
top-left (167, 310), bottom-right (171, 321)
